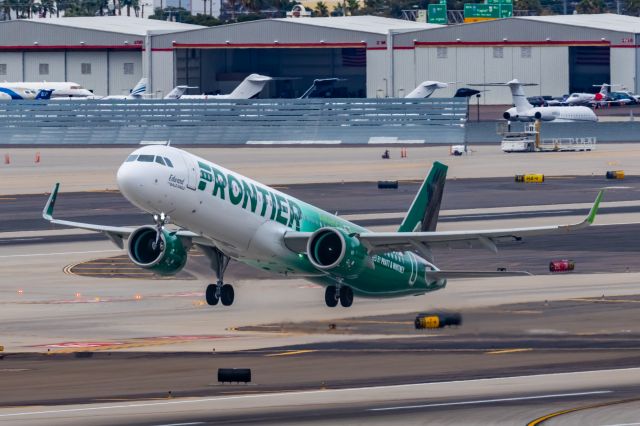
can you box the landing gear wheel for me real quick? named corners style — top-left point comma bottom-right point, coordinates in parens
top-left (206, 284), bottom-right (219, 306)
top-left (325, 286), bottom-right (338, 308)
top-left (339, 286), bottom-right (354, 308)
top-left (220, 284), bottom-right (235, 306)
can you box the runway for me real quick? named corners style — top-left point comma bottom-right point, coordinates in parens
top-left (1, 163), bottom-right (640, 423)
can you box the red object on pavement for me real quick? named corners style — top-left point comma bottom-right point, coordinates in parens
top-left (549, 260), bottom-right (575, 272)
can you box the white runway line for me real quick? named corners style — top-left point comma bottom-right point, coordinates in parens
top-left (369, 390), bottom-right (612, 411)
top-left (0, 249), bottom-right (120, 258)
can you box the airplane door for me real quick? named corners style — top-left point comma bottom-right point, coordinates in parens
top-left (408, 252), bottom-right (418, 286)
top-left (181, 153), bottom-right (198, 191)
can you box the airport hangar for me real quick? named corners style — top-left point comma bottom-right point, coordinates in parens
top-left (0, 13), bottom-right (639, 103)
top-left (155, 13), bottom-right (640, 104)
top-left (0, 16), bottom-right (204, 97)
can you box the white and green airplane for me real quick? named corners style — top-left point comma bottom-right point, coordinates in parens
top-left (43, 145), bottom-right (603, 308)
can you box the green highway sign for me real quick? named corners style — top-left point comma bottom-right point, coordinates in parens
top-left (464, 3), bottom-right (512, 20)
top-left (500, 3), bottom-right (513, 17)
top-left (428, 4), bottom-right (448, 24)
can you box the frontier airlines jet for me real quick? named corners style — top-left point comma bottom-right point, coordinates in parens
top-left (43, 145), bottom-right (603, 308)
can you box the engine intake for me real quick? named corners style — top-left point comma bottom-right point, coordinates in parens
top-left (127, 225), bottom-right (188, 276)
top-left (306, 227), bottom-right (366, 278)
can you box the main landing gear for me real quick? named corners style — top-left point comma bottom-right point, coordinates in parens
top-left (325, 284), bottom-right (354, 308)
top-left (205, 248), bottom-right (235, 307)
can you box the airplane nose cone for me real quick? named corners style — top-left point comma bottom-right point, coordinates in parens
top-left (117, 162), bottom-right (138, 200)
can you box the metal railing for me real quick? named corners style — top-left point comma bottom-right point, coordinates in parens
top-left (0, 98), bottom-right (467, 145)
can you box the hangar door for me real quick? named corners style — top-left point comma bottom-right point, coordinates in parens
top-left (175, 47), bottom-right (366, 98)
top-left (569, 46), bottom-right (610, 94)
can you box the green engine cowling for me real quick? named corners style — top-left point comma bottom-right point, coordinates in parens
top-left (127, 225), bottom-right (188, 276)
top-left (306, 227), bottom-right (367, 278)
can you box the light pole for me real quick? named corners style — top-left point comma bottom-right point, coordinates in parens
top-left (476, 93), bottom-right (481, 122)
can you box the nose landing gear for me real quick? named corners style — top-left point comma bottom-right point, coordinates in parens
top-left (324, 284), bottom-right (354, 308)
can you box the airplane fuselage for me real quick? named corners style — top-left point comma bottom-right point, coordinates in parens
top-left (117, 146), bottom-right (445, 297)
top-left (505, 105), bottom-right (597, 122)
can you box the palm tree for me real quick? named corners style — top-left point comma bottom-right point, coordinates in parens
top-left (314, 0), bottom-right (328, 16)
top-left (346, 0), bottom-right (359, 14)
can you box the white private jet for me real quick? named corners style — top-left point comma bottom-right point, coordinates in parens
top-left (473, 79), bottom-right (597, 122)
top-left (177, 74), bottom-right (274, 100)
top-left (0, 86), bottom-right (53, 100)
top-left (43, 144), bottom-right (603, 308)
top-left (404, 81), bottom-right (453, 99)
top-left (565, 83), bottom-right (616, 106)
top-left (100, 78), bottom-right (148, 100)
top-left (0, 81), bottom-right (94, 98)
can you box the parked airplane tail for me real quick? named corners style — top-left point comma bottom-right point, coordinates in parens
top-left (164, 85), bottom-right (196, 99)
top-left (35, 89), bottom-right (54, 100)
top-left (405, 81), bottom-right (451, 99)
top-left (226, 74), bottom-right (273, 99)
top-left (471, 79), bottom-right (537, 114)
top-left (398, 161), bottom-right (448, 233)
top-left (129, 78), bottom-right (148, 97)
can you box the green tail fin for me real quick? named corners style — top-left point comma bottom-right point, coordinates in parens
top-left (398, 162), bottom-right (448, 232)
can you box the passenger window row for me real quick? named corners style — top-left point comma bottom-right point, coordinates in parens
top-left (125, 154), bottom-right (174, 168)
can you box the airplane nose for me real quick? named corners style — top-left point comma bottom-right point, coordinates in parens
top-left (117, 162), bottom-right (139, 200)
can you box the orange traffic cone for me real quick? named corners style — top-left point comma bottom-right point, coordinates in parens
top-left (35, 152), bottom-right (41, 163)
top-left (3, 154), bottom-right (9, 165)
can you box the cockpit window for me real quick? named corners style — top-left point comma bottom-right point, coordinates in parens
top-left (155, 156), bottom-right (166, 166)
top-left (137, 154), bottom-right (155, 162)
top-left (164, 157), bottom-right (174, 168)
top-left (125, 154), bottom-right (137, 162)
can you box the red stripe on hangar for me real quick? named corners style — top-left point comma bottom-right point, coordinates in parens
top-left (172, 42), bottom-right (367, 49)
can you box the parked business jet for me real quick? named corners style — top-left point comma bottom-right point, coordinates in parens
top-left (0, 81), bottom-right (94, 98)
top-left (100, 78), bottom-right (148, 100)
top-left (178, 74), bottom-right (274, 100)
top-left (405, 81), bottom-right (452, 98)
top-left (43, 146), bottom-right (603, 308)
top-left (474, 80), bottom-right (598, 122)
top-left (0, 86), bottom-right (53, 100)
top-left (565, 83), bottom-right (616, 106)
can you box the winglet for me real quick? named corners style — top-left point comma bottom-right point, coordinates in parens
top-left (42, 183), bottom-right (60, 221)
top-left (586, 189), bottom-right (604, 225)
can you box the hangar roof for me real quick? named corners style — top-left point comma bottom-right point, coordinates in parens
top-left (519, 13), bottom-right (640, 34)
top-left (272, 16), bottom-right (441, 35)
top-left (24, 16), bottom-right (204, 36)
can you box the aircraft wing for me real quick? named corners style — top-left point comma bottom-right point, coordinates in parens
top-left (42, 183), bottom-right (214, 249)
top-left (284, 190), bottom-right (603, 255)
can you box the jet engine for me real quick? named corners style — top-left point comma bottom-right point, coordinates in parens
top-left (533, 111), bottom-right (556, 121)
top-left (127, 225), bottom-right (188, 276)
top-left (306, 227), bottom-right (367, 278)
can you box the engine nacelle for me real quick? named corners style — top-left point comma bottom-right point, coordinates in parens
top-left (306, 227), bottom-right (367, 278)
top-left (503, 111), bottom-right (513, 120)
top-left (533, 111), bottom-right (556, 121)
top-left (127, 225), bottom-right (188, 276)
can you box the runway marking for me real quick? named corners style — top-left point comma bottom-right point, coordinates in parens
top-left (266, 349), bottom-right (317, 357)
top-left (486, 348), bottom-right (533, 355)
top-left (568, 298), bottom-right (640, 304)
top-left (2, 369), bottom-right (639, 419)
top-left (527, 397), bottom-right (640, 425)
top-left (153, 422), bottom-right (204, 426)
top-left (601, 423), bottom-right (640, 426)
top-left (0, 197), bottom-right (16, 200)
top-left (0, 249), bottom-right (120, 258)
top-left (370, 391), bottom-right (612, 412)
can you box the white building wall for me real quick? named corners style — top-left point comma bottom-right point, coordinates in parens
top-left (455, 47), bottom-right (484, 99)
top-left (66, 51), bottom-right (108, 96)
top-left (611, 47), bottom-right (636, 93)
top-left (24, 52), bottom-right (65, 81)
top-left (512, 46), bottom-right (541, 97)
top-left (151, 51), bottom-right (174, 99)
top-left (482, 46), bottom-right (513, 104)
top-left (0, 52), bottom-right (23, 81)
top-left (415, 47), bottom-right (456, 97)
top-left (366, 50), bottom-right (388, 98)
top-left (392, 49), bottom-right (415, 98)
top-left (539, 46), bottom-right (568, 100)
top-left (108, 51), bottom-right (143, 96)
